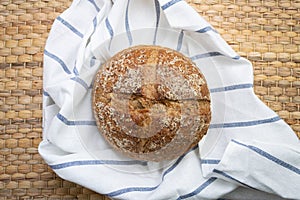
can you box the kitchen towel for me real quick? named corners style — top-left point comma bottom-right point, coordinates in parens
top-left (39, 0), bottom-right (300, 199)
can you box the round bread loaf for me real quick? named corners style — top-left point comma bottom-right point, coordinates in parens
top-left (92, 45), bottom-right (211, 162)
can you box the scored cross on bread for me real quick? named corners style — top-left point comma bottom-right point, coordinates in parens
top-left (92, 45), bottom-right (211, 162)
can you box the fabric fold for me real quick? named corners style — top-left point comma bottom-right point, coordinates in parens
top-left (214, 140), bottom-right (300, 199)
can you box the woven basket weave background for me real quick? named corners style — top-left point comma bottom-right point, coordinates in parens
top-left (0, 0), bottom-right (299, 199)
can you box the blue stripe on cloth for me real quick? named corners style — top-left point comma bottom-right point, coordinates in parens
top-left (105, 18), bottom-right (114, 37)
top-left (209, 116), bottom-right (281, 129)
top-left (50, 160), bottom-right (148, 170)
top-left (44, 49), bottom-right (72, 74)
top-left (232, 55), bottom-right (241, 60)
top-left (125, 0), bottom-right (133, 45)
top-left (213, 169), bottom-right (256, 190)
top-left (70, 77), bottom-right (89, 90)
top-left (176, 177), bottom-right (217, 200)
top-left (105, 18), bottom-right (114, 49)
top-left (87, 0), bottom-right (100, 12)
top-left (90, 56), bottom-right (96, 67)
top-left (162, 145), bottom-right (198, 177)
top-left (210, 83), bottom-right (253, 93)
top-left (196, 26), bottom-right (218, 34)
top-left (56, 16), bottom-right (84, 38)
top-left (232, 140), bottom-right (300, 175)
top-left (153, 0), bottom-right (161, 45)
top-left (190, 52), bottom-right (240, 61)
top-left (105, 145), bottom-right (199, 197)
top-left (190, 52), bottom-right (222, 60)
top-left (176, 30), bottom-right (184, 51)
top-left (161, 0), bottom-right (182, 10)
top-left (201, 159), bottom-right (220, 165)
top-left (56, 113), bottom-right (96, 126)
top-left (93, 17), bottom-right (98, 30)
top-left (43, 90), bottom-right (50, 96)
top-left (106, 186), bottom-right (159, 197)
top-left (73, 65), bottom-right (79, 76)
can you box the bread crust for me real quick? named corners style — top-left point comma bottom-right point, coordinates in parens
top-left (92, 45), bottom-right (211, 162)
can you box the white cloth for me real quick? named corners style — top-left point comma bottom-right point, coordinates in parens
top-left (39, 0), bottom-right (300, 199)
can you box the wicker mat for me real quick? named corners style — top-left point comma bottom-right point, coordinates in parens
top-left (0, 0), bottom-right (299, 199)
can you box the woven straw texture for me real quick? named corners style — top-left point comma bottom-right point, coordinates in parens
top-left (0, 0), bottom-right (299, 199)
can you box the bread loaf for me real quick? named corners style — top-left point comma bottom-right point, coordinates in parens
top-left (92, 45), bottom-right (211, 162)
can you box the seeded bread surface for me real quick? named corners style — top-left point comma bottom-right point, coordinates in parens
top-left (92, 45), bottom-right (211, 162)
